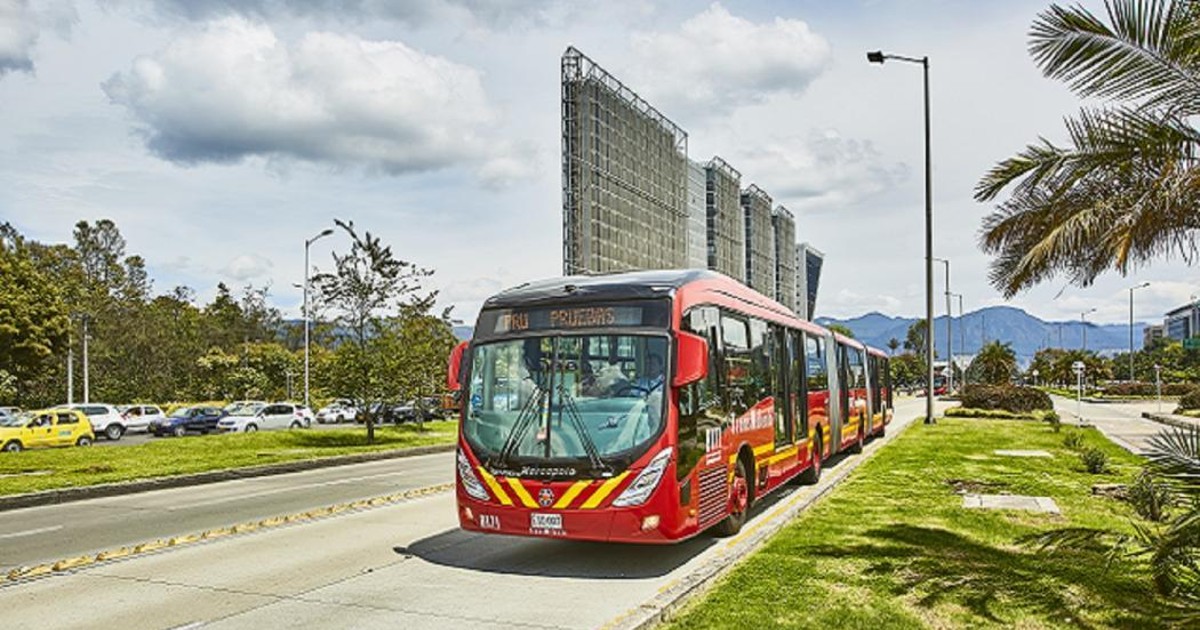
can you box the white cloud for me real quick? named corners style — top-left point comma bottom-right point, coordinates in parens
top-left (0, 0), bottom-right (76, 77)
top-left (102, 17), bottom-right (506, 175)
top-left (628, 3), bottom-right (830, 117)
top-left (732, 128), bottom-right (909, 213)
top-left (223, 253), bottom-right (273, 281)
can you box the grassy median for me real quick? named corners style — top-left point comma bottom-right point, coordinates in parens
top-left (0, 422), bottom-right (457, 496)
top-left (666, 418), bottom-right (1176, 629)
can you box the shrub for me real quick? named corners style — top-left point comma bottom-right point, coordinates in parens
top-left (1080, 447), bottom-right (1109, 474)
top-left (1100, 382), bottom-right (1156, 396)
top-left (1063, 431), bottom-right (1085, 451)
top-left (1176, 387), bottom-right (1200, 412)
top-left (1127, 469), bottom-right (1173, 522)
top-left (1043, 410), bottom-right (1061, 432)
top-left (959, 384), bottom-right (1053, 413)
top-left (1165, 383), bottom-right (1198, 396)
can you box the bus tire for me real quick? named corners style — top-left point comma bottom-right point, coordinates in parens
top-left (800, 435), bottom-right (823, 485)
top-left (713, 457), bottom-right (751, 537)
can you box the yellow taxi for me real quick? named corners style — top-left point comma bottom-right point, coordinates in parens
top-left (0, 408), bottom-right (95, 452)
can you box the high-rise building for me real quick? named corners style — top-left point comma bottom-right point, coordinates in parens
top-left (685, 159), bottom-right (707, 269)
top-left (741, 185), bottom-right (775, 298)
top-left (561, 47), bottom-right (688, 275)
top-left (795, 242), bottom-right (825, 320)
top-left (772, 206), bottom-right (796, 311)
top-left (705, 157), bottom-right (744, 281)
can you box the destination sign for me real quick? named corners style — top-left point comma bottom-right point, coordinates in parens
top-left (478, 300), bottom-right (669, 337)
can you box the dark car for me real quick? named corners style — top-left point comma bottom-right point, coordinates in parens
top-left (149, 406), bottom-right (227, 437)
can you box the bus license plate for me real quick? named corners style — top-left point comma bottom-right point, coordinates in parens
top-left (531, 513), bottom-right (563, 531)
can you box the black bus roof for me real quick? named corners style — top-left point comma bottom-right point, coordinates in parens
top-left (481, 269), bottom-right (722, 309)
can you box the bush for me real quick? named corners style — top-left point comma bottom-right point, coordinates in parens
top-left (1165, 383), bottom-right (1198, 396)
top-left (1127, 469), bottom-right (1173, 522)
top-left (1043, 410), bottom-right (1061, 432)
top-left (1176, 387), bottom-right (1200, 412)
top-left (959, 384), bottom-right (1053, 413)
top-left (1080, 447), bottom-right (1109, 474)
top-left (1063, 431), bottom-right (1085, 450)
top-left (1101, 382), bottom-right (1198, 397)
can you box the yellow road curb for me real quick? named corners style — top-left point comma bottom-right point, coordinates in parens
top-left (2, 482), bottom-right (454, 587)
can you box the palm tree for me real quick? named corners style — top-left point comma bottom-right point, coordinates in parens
top-left (967, 340), bottom-right (1017, 385)
top-left (975, 1), bottom-right (1200, 297)
top-left (887, 337), bottom-right (901, 356)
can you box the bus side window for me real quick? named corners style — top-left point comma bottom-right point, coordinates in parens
top-left (721, 312), bottom-right (751, 415)
top-left (680, 306), bottom-right (723, 480)
top-left (747, 318), bottom-right (770, 415)
top-left (805, 334), bottom-right (827, 390)
top-left (790, 329), bottom-right (807, 436)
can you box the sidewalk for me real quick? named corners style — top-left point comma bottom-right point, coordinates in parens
top-left (1050, 394), bottom-right (1166, 455)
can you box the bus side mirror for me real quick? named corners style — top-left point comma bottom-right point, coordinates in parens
top-left (674, 332), bottom-right (709, 388)
top-left (447, 341), bottom-right (469, 392)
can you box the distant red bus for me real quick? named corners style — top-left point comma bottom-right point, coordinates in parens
top-left (447, 270), bottom-right (892, 543)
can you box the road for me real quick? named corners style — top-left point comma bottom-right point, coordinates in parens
top-left (0, 396), bottom-right (941, 630)
top-left (1050, 394), bottom-right (1176, 453)
top-left (95, 421), bottom-right (388, 448)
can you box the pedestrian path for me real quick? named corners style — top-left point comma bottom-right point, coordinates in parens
top-left (1050, 395), bottom-right (1168, 455)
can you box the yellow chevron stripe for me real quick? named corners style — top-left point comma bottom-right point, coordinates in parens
top-left (580, 471), bottom-right (630, 509)
top-left (754, 444), bottom-right (774, 456)
top-left (477, 467), bottom-right (512, 506)
top-left (505, 477), bottom-right (538, 508)
top-left (553, 480), bottom-right (591, 509)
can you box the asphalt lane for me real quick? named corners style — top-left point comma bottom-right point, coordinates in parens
top-left (0, 397), bottom-right (940, 630)
top-left (0, 452), bottom-right (452, 572)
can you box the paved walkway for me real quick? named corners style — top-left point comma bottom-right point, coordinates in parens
top-left (1051, 395), bottom-right (1175, 455)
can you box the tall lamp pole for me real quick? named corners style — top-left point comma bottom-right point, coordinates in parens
top-left (933, 257), bottom-right (952, 392)
top-left (868, 49), bottom-right (934, 424)
top-left (1081, 307), bottom-right (1097, 353)
top-left (1129, 282), bottom-right (1149, 381)
top-left (951, 292), bottom-right (964, 384)
top-left (304, 228), bottom-right (335, 409)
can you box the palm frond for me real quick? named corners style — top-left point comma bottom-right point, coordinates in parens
top-left (1030, 0), bottom-right (1200, 113)
top-left (1147, 426), bottom-right (1200, 493)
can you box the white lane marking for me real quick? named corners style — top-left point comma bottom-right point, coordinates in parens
top-left (0, 525), bottom-right (63, 539)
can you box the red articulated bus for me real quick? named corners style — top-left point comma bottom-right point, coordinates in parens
top-left (447, 270), bottom-right (893, 543)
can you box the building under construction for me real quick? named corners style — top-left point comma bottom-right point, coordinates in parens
top-left (772, 206), bottom-right (796, 311)
top-left (685, 160), bottom-right (707, 269)
top-left (741, 185), bottom-right (775, 298)
top-left (561, 46), bottom-right (689, 275)
top-left (705, 157), bottom-right (744, 282)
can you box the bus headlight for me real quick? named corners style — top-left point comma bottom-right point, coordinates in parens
top-left (457, 449), bottom-right (490, 501)
top-left (612, 447), bottom-right (673, 507)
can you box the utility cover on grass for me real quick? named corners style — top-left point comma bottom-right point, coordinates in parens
top-left (962, 494), bottom-right (1060, 514)
top-left (993, 449), bottom-right (1052, 458)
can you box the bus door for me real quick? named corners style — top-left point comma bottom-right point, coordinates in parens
top-left (768, 325), bottom-right (795, 482)
top-left (825, 336), bottom-right (843, 455)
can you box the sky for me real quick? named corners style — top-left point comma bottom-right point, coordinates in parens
top-left (2, 0), bottom-right (1196, 329)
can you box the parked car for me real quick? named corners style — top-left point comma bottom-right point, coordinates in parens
top-left (120, 404), bottom-right (165, 433)
top-left (1, 409), bottom-right (94, 452)
top-left (218, 402), bottom-right (313, 433)
top-left (69, 403), bottom-right (128, 440)
top-left (0, 406), bottom-right (22, 417)
top-left (149, 406), bottom-right (227, 437)
top-left (395, 397), bottom-right (446, 422)
top-left (224, 400), bottom-right (268, 416)
top-left (316, 400), bottom-right (358, 424)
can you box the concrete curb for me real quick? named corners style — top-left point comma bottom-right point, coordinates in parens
top-left (1141, 411), bottom-right (1199, 431)
top-left (605, 419), bottom-right (913, 630)
top-left (0, 443), bottom-right (455, 513)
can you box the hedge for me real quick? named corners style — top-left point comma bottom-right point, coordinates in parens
top-left (959, 384), bottom-right (1053, 413)
top-left (1101, 382), bottom-right (1197, 397)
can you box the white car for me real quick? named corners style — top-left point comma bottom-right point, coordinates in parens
top-left (217, 403), bottom-right (313, 433)
top-left (120, 404), bottom-right (165, 433)
top-left (69, 404), bottom-right (127, 440)
top-left (316, 401), bottom-right (358, 424)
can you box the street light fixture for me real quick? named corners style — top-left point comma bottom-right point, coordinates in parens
top-left (868, 49), bottom-right (934, 424)
top-left (1129, 282), bottom-right (1150, 381)
top-left (304, 228), bottom-right (335, 409)
top-left (933, 257), bottom-right (952, 393)
top-left (1080, 307), bottom-right (1097, 352)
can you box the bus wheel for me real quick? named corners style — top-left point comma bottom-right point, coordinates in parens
top-left (800, 436), bottom-right (822, 485)
top-left (714, 458), bottom-right (750, 536)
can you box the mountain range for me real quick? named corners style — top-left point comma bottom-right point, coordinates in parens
top-left (815, 306), bottom-right (1146, 365)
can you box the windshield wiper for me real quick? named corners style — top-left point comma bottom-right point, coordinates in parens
top-left (493, 381), bottom-right (548, 470)
top-left (555, 384), bottom-right (612, 476)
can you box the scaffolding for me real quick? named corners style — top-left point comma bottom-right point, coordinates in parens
top-left (686, 160), bottom-right (707, 269)
top-left (772, 205), bottom-right (796, 311)
top-left (741, 184), bottom-right (775, 298)
top-left (561, 47), bottom-right (689, 275)
top-left (705, 156), bottom-right (744, 281)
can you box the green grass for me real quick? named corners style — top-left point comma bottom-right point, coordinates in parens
top-left (665, 418), bottom-right (1178, 629)
top-left (0, 422), bottom-right (457, 496)
top-left (944, 407), bottom-right (1055, 421)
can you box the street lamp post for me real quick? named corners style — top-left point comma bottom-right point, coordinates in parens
top-left (1129, 282), bottom-right (1150, 381)
top-left (1080, 308), bottom-right (1097, 353)
top-left (1072, 360), bottom-right (1085, 425)
top-left (304, 228), bottom-right (335, 409)
top-left (869, 49), bottom-right (934, 424)
top-left (933, 257), bottom-right (952, 393)
top-left (1154, 363), bottom-right (1163, 413)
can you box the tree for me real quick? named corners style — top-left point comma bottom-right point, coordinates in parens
top-left (887, 337), bottom-right (901, 356)
top-left (311, 219), bottom-right (439, 442)
top-left (967, 341), bottom-right (1018, 385)
top-left (903, 319), bottom-right (935, 362)
top-left (826, 323), bottom-right (855, 338)
top-left (976, 1), bottom-right (1200, 297)
top-left (0, 228), bottom-right (69, 404)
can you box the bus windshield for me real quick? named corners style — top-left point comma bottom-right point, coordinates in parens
top-left (464, 334), bottom-right (668, 476)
